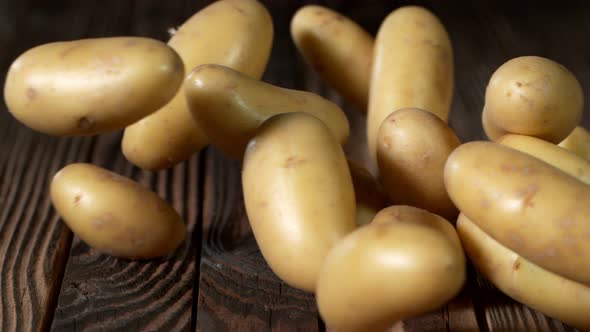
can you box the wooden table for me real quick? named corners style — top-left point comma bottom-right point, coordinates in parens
top-left (1, 0), bottom-right (588, 331)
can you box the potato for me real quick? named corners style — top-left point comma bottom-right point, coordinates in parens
top-left (242, 112), bottom-right (355, 292)
top-left (368, 6), bottom-right (453, 162)
top-left (291, 5), bottom-right (373, 112)
top-left (458, 214), bottom-right (590, 331)
top-left (377, 108), bottom-right (460, 221)
top-left (483, 56), bottom-right (583, 143)
top-left (482, 106), bottom-right (507, 141)
top-left (3, 37), bottom-right (183, 136)
top-left (347, 160), bottom-right (389, 226)
top-left (499, 134), bottom-right (590, 185)
top-left (559, 126), bottom-right (590, 161)
top-left (122, 0), bottom-right (273, 170)
top-left (184, 64), bottom-right (350, 159)
top-left (50, 163), bottom-right (185, 259)
top-left (445, 141), bottom-right (590, 285)
top-left (316, 206), bottom-right (465, 332)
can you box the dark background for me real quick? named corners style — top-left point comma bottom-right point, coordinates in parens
top-left (0, 0), bottom-right (587, 331)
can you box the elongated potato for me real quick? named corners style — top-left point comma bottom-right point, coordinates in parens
top-left (50, 163), bottom-right (185, 259)
top-left (317, 206), bottom-right (465, 332)
top-left (377, 108), bottom-right (459, 221)
top-left (291, 5), bottom-right (373, 112)
top-left (348, 160), bottom-right (389, 226)
top-left (484, 56), bottom-right (583, 143)
top-left (559, 126), bottom-right (590, 161)
top-left (122, 0), bottom-right (273, 170)
top-left (499, 134), bottom-right (590, 185)
top-left (458, 214), bottom-right (590, 331)
top-left (368, 6), bottom-right (453, 162)
top-left (185, 64), bottom-right (349, 159)
top-left (445, 141), bottom-right (590, 285)
top-left (4, 37), bottom-right (183, 136)
top-left (242, 112), bottom-right (355, 292)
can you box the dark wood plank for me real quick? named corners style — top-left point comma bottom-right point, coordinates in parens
top-left (48, 1), bottom-right (203, 330)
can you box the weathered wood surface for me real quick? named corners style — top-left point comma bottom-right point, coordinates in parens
top-left (0, 0), bottom-right (588, 331)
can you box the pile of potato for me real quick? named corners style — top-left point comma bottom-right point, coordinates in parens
top-left (3, 0), bottom-right (590, 330)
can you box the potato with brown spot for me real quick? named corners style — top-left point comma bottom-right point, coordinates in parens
top-left (291, 5), bottom-right (373, 112)
top-left (499, 134), bottom-right (590, 185)
top-left (445, 141), bottom-right (590, 284)
top-left (458, 214), bottom-right (590, 330)
top-left (483, 56), bottom-right (583, 143)
top-left (368, 6), bottom-right (453, 162)
top-left (377, 108), bottom-right (460, 221)
top-left (242, 112), bottom-right (355, 292)
top-left (184, 64), bottom-right (349, 159)
top-left (4, 37), bottom-right (183, 136)
top-left (347, 160), bottom-right (389, 226)
top-left (559, 126), bottom-right (590, 161)
top-left (316, 206), bottom-right (465, 332)
top-left (50, 163), bottom-right (185, 259)
top-left (122, 0), bottom-right (273, 170)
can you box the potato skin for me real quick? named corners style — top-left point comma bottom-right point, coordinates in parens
top-left (50, 163), bottom-right (185, 259)
top-left (445, 141), bottom-right (590, 285)
top-left (458, 214), bottom-right (590, 331)
top-left (242, 112), bottom-right (355, 292)
top-left (185, 64), bottom-right (349, 159)
top-left (377, 108), bottom-right (460, 221)
top-left (291, 5), bottom-right (373, 112)
top-left (368, 6), bottom-right (453, 162)
top-left (559, 126), bottom-right (590, 162)
top-left (316, 206), bottom-right (465, 332)
top-left (122, 0), bottom-right (273, 170)
top-left (484, 56), bottom-right (583, 143)
top-left (498, 134), bottom-right (590, 185)
top-left (347, 160), bottom-right (389, 226)
top-left (4, 37), bottom-right (183, 136)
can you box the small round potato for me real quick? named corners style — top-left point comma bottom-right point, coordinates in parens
top-left (122, 0), bottom-right (273, 170)
top-left (559, 126), bottom-right (590, 162)
top-left (291, 5), bottom-right (373, 112)
top-left (498, 134), bottom-right (590, 185)
top-left (347, 160), bottom-right (389, 226)
top-left (377, 108), bottom-right (460, 221)
top-left (316, 206), bottom-right (465, 332)
top-left (458, 214), bottom-right (590, 331)
top-left (50, 163), bottom-right (186, 259)
top-left (185, 64), bottom-right (350, 159)
top-left (242, 112), bottom-right (356, 292)
top-left (484, 56), bottom-right (583, 143)
top-left (445, 141), bottom-right (590, 285)
top-left (4, 37), bottom-right (183, 136)
top-left (368, 6), bottom-right (453, 162)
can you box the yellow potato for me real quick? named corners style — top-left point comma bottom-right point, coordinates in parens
top-left (458, 214), bottom-right (590, 331)
top-left (445, 141), bottom-right (590, 285)
top-left (368, 6), bottom-right (453, 162)
top-left (499, 134), bottom-right (590, 185)
top-left (122, 0), bottom-right (273, 170)
top-left (50, 163), bottom-right (185, 259)
top-left (377, 108), bottom-right (460, 221)
top-left (316, 206), bottom-right (465, 332)
top-left (4, 37), bottom-right (183, 136)
top-left (347, 160), bottom-right (389, 226)
top-left (559, 126), bottom-right (590, 161)
top-left (291, 5), bottom-right (373, 112)
top-left (482, 106), bottom-right (507, 141)
top-left (242, 112), bottom-right (355, 292)
top-left (184, 64), bottom-right (350, 159)
top-left (484, 56), bottom-right (583, 143)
